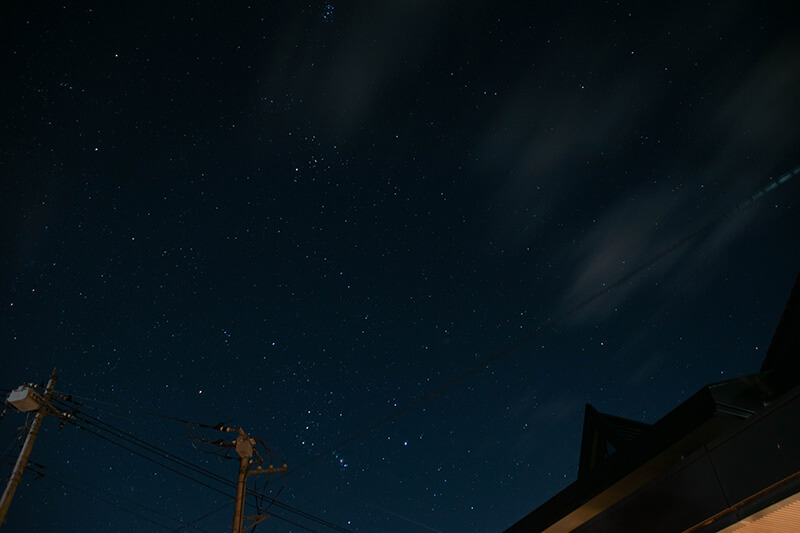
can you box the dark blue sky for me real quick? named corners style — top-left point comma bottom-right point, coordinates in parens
top-left (2, 1), bottom-right (799, 531)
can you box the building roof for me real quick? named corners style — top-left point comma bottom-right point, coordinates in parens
top-left (505, 271), bottom-right (800, 533)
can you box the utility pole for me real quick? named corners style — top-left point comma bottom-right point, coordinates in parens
top-left (232, 428), bottom-right (251, 533)
top-left (201, 425), bottom-right (287, 533)
top-left (0, 367), bottom-right (58, 528)
top-left (231, 427), bottom-right (287, 533)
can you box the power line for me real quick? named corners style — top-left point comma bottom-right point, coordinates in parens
top-left (52, 402), bottom-right (233, 487)
top-left (53, 400), bottom-right (351, 532)
top-left (51, 392), bottom-right (206, 452)
top-left (61, 416), bottom-right (325, 531)
top-left (51, 393), bottom-right (142, 425)
top-left (10, 164), bottom-right (798, 530)
top-left (52, 397), bottom-right (353, 530)
top-left (62, 413), bottom-right (233, 494)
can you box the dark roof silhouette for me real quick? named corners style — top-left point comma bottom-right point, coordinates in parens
top-left (506, 271), bottom-right (800, 533)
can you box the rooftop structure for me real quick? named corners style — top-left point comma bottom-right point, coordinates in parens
top-left (506, 272), bottom-right (800, 532)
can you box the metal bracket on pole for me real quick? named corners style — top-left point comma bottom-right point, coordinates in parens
top-left (242, 514), bottom-right (270, 531)
top-left (241, 464), bottom-right (287, 531)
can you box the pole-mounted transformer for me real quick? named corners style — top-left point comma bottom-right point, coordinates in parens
top-left (0, 368), bottom-right (59, 528)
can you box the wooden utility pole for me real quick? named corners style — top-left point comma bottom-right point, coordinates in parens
top-left (232, 428), bottom-right (252, 533)
top-left (211, 426), bottom-right (286, 533)
top-left (0, 368), bottom-right (58, 528)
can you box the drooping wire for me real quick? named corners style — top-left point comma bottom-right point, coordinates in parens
top-left (58, 415), bottom-right (327, 531)
top-left (54, 401), bottom-right (304, 529)
top-left (52, 399), bottom-right (352, 532)
top-left (51, 400), bottom-right (234, 487)
top-left (51, 392), bottom-right (209, 453)
top-left (49, 159), bottom-right (799, 527)
top-left (124, 415), bottom-right (300, 529)
top-left (50, 392), bottom-right (141, 425)
top-left (144, 411), bottom-right (230, 430)
top-left (50, 392), bottom-right (231, 437)
top-left (52, 391), bottom-right (120, 407)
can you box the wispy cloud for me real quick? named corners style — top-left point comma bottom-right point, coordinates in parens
top-left (558, 34), bottom-right (800, 324)
top-left (258, 1), bottom-right (449, 138)
top-left (474, 4), bottom-right (800, 324)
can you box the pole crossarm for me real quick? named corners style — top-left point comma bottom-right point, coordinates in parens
top-left (247, 465), bottom-right (287, 477)
top-left (242, 515), bottom-right (270, 531)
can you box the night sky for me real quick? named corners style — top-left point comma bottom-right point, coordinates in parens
top-left (2, 2), bottom-right (800, 532)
